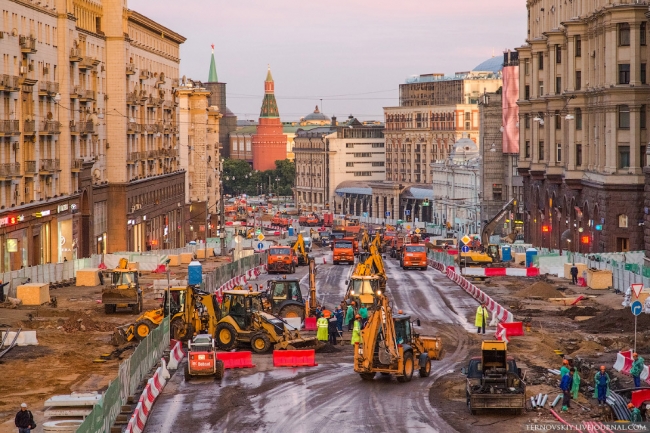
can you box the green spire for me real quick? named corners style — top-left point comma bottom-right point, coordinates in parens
top-left (260, 94), bottom-right (279, 118)
top-left (208, 45), bottom-right (218, 82)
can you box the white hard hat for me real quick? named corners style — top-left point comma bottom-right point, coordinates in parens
top-left (21, 403), bottom-right (27, 408)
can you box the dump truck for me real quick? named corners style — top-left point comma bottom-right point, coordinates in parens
top-left (463, 341), bottom-right (526, 415)
top-left (267, 246), bottom-right (296, 274)
top-left (101, 258), bottom-right (143, 314)
top-left (400, 239), bottom-right (428, 270)
top-left (353, 294), bottom-right (442, 382)
top-left (185, 334), bottom-right (224, 381)
top-left (332, 238), bottom-right (355, 265)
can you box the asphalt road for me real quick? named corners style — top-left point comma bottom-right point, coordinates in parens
top-left (143, 247), bottom-right (481, 433)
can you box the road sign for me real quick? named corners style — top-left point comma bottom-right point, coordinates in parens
top-left (257, 242), bottom-right (264, 250)
top-left (257, 234), bottom-right (265, 241)
top-left (415, 228), bottom-right (421, 234)
top-left (385, 211), bottom-right (391, 217)
top-left (632, 283), bottom-right (644, 298)
top-left (461, 235), bottom-right (471, 245)
top-left (406, 225), bottom-right (411, 230)
top-left (255, 229), bottom-right (262, 235)
top-left (461, 245), bottom-right (470, 253)
top-left (362, 212), bottom-right (368, 218)
top-left (631, 300), bottom-right (643, 316)
top-left (405, 210), bottom-right (411, 216)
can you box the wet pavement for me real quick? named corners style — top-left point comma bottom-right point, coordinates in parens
top-left (144, 248), bottom-right (481, 433)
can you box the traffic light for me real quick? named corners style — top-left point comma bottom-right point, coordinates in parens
top-left (542, 225), bottom-right (550, 233)
top-left (581, 235), bottom-right (590, 245)
top-left (422, 198), bottom-right (430, 207)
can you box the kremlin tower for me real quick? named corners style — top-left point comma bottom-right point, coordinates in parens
top-left (251, 66), bottom-right (287, 171)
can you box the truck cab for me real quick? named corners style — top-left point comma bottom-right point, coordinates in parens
top-left (400, 243), bottom-right (428, 270)
top-left (267, 246), bottom-right (296, 274)
top-left (265, 278), bottom-right (306, 319)
top-left (333, 238), bottom-right (355, 264)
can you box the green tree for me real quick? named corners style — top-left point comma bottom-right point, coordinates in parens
top-left (220, 158), bottom-right (295, 197)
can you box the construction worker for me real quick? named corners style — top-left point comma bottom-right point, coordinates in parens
top-left (351, 314), bottom-right (362, 345)
top-left (571, 368), bottom-right (581, 401)
top-left (475, 302), bottom-right (489, 334)
top-left (570, 264), bottom-right (579, 285)
top-left (631, 353), bottom-right (645, 388)
top-left (334, 306), bottom-right (344, 332)
top-left (560, 359), bottom-right (570, 378)
top-left (345, 301), bottom-right (356, 331)
top-left (593, 366), bottom-right (610, 407)
top-left (328, 312), bottom-right (338, 345)
top-left (629, 403), bottom-right (643, 422)
top-left (15, 402), bottom-right (36, 433)
top-left (316, 312), bottom-right (329, 342)
top-left (359, 305), bottom-right (369, 328)
top-left (560, 367), bottom-right (574, 412)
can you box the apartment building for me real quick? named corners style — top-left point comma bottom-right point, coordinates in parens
top-left (517, 0), bottom-right (648, 253)
top-left (0, 0), bottom-right (186, 270)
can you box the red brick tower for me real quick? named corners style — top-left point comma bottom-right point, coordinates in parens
top-left (252, 66), bottom-right (287, 171)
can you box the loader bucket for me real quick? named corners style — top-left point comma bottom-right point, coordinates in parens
top-left (111, 326), bottom-right (129, 346)
top-left (420, 336), bottom-right (443, 360)
top-left (275, 337), bottom-right (324, 352)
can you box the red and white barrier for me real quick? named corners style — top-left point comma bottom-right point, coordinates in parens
top-left (167, 341), bottom-right (185, 370)
top-left (461, 267), bottom-right (540, 277)
top-left (214, 264), bottom-right (268, 301)
top-left (612, 350), bottom-right (650, 385)
top-left (124, 359), bottom-right (171, 433)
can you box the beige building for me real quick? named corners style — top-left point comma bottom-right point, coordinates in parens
top-left (0, 0), bottom-right (186, 268)
top-left (517, 0), bottom-right (648, 253)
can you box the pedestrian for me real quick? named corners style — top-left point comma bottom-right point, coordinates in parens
top-left (334, 306), bottom-right (344, 332)
top-left (0, 280), bottom-right (9, 303)
top-left (351, 314), bottom-right (361, 345)
top-left (629, 403), bottom-right (643, 422)
top-left (345, 301), bottom-right (356, 331)
top-left (316, 313), bottom-right (329, 342)
top-left (593, 365), bottom-right (610, 407)
top-left (570, 263), bottom-right (579, 285)
top-left (560, 367), bottom-right (574, 412)
top-left (631, 352), bottom-right (645, 388)
top-left (314, 305), bottom-right (322, 319)
top-left (560, 359), bottom-right (570, 378)
top-left (571, 368), bottom-right (581, 401)
top-left (475, 302), bottom-right (489, 334)
top-left (328, 313), bottom-right (338, 345)
top-left (359, 304), bottom-right (369, 328)
top-left (15, 403), bottom-right (36, 433)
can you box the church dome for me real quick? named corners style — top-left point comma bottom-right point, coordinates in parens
top-left (303, 105), bottom-right (330, 124)
top-left (450, 138), bottom-right (479, 161)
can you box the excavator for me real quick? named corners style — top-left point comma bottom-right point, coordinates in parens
top-left (353, 293), bottom-right (443, 382)
top-left (101, 258), bottom-right (143, 314)
top-left (292, 233), bottom-right (310, 266)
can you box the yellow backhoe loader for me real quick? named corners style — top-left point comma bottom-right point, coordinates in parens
top-left (346, 241), bottom-right (387, 308)
top-left (354, 294), bottom-right (443, 382)
top-left (101, 258), bottom-right (142, 314)
top-left (292, 233), bottom-right (310, 266)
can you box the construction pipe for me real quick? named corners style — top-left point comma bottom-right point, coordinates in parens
top-left (550, 409), bottom-right (584, 433)
top-left (551, 394), bottom-right (562, 408)
top-left (530, 396), bottom-right (537, 408)
top-left (540, 394), bottom-right (548, 408)
top-left (536, 393), bottom-right (543, 406)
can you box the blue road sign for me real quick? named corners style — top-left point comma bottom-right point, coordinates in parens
top-left (385, 211), bottom-right (391, 217)
top-left (461, 245), bottom-right (470, 253)
top-left (362, 212), bottom-right (368, 218)
top-left (405, 210), bottom-right (411, 216)
top-left (632, 300), bottom-right (643, 316)
top-left (257, 242), bottom-right (264, 250)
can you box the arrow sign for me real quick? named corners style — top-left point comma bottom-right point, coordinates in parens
top-left (385, 211), bottom-right (391, 217)
top-left (632, 300), bottom-right (643, 316)
top-left (632, 283), bottom-right (643, 299)
top-left (461, 245), bottom-right (470, 253)
top-left (257, 242), bottom-right (264, 250)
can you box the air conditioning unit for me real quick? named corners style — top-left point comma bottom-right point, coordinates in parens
top-left (19, 66), bottom-right (26, 75)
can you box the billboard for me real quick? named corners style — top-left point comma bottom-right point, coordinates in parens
top-left (502, 64), bottom-right (520, 154)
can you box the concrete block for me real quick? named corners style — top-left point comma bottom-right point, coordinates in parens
top-left (76, 268), bottom-right (101, 286)
top-left (44, 406), bottom-right (93, 418)
top-left (45, 392), bottom-right (101, 407)
top-left (42, 419), bottom-right (83, 432)
top-left (16, 283), bottom-right (50, 305)
top-left (514, 253), bottom-right (526, 264)
top-left (168, 255), bottom-right (180, 266)
top-left (180, 252), bottom-right (194, 264)
top-left (195, 248), bottom-right (214, 259)
top-left (586, 269), bottom-right (613, 290)
top-left (2, 330), bottom-right (38, 346)
top-left (563, 263), bottom-right (587, 280)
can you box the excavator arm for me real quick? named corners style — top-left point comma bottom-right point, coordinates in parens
top-left (481, 198), bottom-right (516, 245)
top-left (292, 233), bottom-right (308, 263)
top-left (358, 294), bottom-right (399, 370)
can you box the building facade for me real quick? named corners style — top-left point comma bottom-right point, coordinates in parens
top-left (517, 0), bottom-right (648, 253)
top-left (251, 67), bottom-right (286, 171)
top-left (0, 0), bottom-right (187, 268)
top-left (293, 126), bottom-right (336, 212)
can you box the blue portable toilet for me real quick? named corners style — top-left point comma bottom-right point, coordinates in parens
top-left (188, 260), bottom-right (202, 286)
top-left (501, 245), bottom-right (512, 262)
top-left (288, 227), bottom-right (294, 236)
top-left (525, 248), bottom-right (538, 268)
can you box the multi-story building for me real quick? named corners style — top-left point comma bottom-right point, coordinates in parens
top-left (251, 67), bottom-right (287, 171)
top-left (293, 125), bottom-right (336, 212)
top-left (0, 0), bottom-right (186, 268)
top-left (517, 0), bottom-right (648, 253)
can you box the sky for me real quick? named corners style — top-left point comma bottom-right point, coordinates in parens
top-left (132, 0), bottom-right (527, 122)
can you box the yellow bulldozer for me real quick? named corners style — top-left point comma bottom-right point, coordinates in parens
top-left (354, 294), bottom-right (443, 382)
top-left (101, 258), bottom-right (143, 314)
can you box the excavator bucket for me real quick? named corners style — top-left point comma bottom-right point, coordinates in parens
top-left (111, 325), bottom-right (132, 346)
top-left (275, 337), bottom-right (325, 351)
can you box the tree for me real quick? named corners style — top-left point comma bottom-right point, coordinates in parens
top-left (220, 158), bottom-right (295, 197)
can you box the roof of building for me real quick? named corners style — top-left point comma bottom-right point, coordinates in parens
top-left (334, 180), bottom-right (372, 196)
top-left (260, 92), bottom-right (279, 118)
top-left (128, 11), bottom-right (186, 44)
top-left (283, 125), bottom-right (325, 134)
top-left (303, 106), bottom-right (329, 122)
top-left (208, 46), bottom-right (218, 82)
top-left (402, 185), bottom-right (433, 200)
top-left (450, 138), bottom-right (480, 162)
top-left (473, 56), bottom-right (503, 73)
top-left (224, 107), bottom-right (236, 117)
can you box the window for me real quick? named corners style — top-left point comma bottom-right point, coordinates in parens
top-left (619, 64), bottom-right (631, 84)
top-left (353, 152), bottom-right (371, 157)
top-left (619, 23), bottom-right (631, 46)
top-left (346, 162), bottom-right (354, 167)
top-left (371, 143), bottom-right (384, 148)
top-left (524, 58), bottom-right (530, 75)
top-left (642, 22), bottom-right (647, 46)
top-left (372, 161), bottom-right (384, 166)
top-left (525, 114), bottom-right (530, 129)
top-left (539, 81), bottom-right (544, 96)
top-left (525, 141), bottom-right (531, 158)
top-left (556, 45), bottom-right (562, 64)
top-left (643, 145), bottom-right (647, 166)
top-left (576, 108), bottom-right (582, 130)
top-left (642, 105), bottom-right (647, 129)
top-left (576, 144), bottom-right (583, 166)
top-left (618, 146), bottom-right (630, 168)
top-left (619, 214), bottom-right (629, 228)
top-left (642, 63), bottom-right (647, 85)
top-left (538, 52), bottom-right (544, 70)
top-left (557, 143), bottom-right (562, 162)
top-left (576, 36), bottom-right (582, 57)
top-left (575, 71), bottom-right (581, 90)
top-left (556, 77), bottom-right (562, 94)
top-left (525, 85), bottom-right (530, 100)
top-left (354, 171), bottom-right (372, 177)
top-left (555, 110), bottom-right (562, 130)
top-left (346, 143), bottom-right (354, 148)
top-left (492, 184), bottom-right (503, 201)
top-left (619, 105), bottom-right (630, 129)
top-left (538, 141), bottom-right (545, 160)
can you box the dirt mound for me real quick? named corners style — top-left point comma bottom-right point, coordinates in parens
top-left (515, 281), bottom-right (564, 299)
top-left (318, 343), bottom-right (342, 353)
top-left (580, 309), bottom-right (650, 333)
top-left (559, 306), bottom-right (601, 318)
top-left (58, 311), bottom-right (116, 333)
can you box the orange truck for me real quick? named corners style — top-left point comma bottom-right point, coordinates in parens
top-left (267, 246), bottom-right (296, 274)
top-left (332, 238), bottom-right (355, 265)
top-left (400, 241), bottom-right (428, 270)
top-left (271, 213), bottom-right (289, 227)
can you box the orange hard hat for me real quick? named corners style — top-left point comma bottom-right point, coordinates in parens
top-left (562, 360), bottom-right (569, 365)
top-left (355, 314), bottom-right (361, 319)
top-left (398, 310), bottom-right (403, 314)
top-left (628, 403), bottom-right (635, 409)
top-left (633, 352), bottom-right (638, 357)
top-left (600, 365), bottom-right (606, 370)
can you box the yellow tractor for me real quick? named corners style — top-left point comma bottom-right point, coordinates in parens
top-left (354, 294), bottom-right (443, 382)
top-left (101, 258), bottom-right (142, 314)
top-left (292, 233), bottom-right (310, 266)
top-left (215, 290), bottom-right (322, 353)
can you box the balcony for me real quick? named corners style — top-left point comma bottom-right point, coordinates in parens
top-left (48, 81), bottom-right (59, 96)
top-left (79, 56), bottom-right (99, 71)
top-left (0, 120), bottom-right (20, 136)
top-left (127, 122), bottom-right (141, 134)
top-left (0, 74), bottom-right (20, 92)
top-left (0, 163), bottom-right (21, 178)
top-left (70, 121), bottom-right (81, 134)
top-left (80, 90), bottom-right (96, 102)
top-left (126, 64), bottom-right (136, 75)
top-left (126, 92), bottom-right (139, 105)
top-left (139, 69), bottom-right (150, 80)
top-left (71, 159), bottom-right (84, 172)
top-left (82, 120), bottom-right (94, 134)
top-left (19, 35), bottom-right (37, 54)
top-left (40, 120), bottom-right (61, 135)
top-left (70, 48), bottom-right (82, 62)
top-left (24, 161), bottom-right (36, 176)
top-left (38, 80), bottom-right (49, 96)
top-left (39, 159), bottom-right (61, 173)
top-left (70, 85), bottom-right (83, 99)
top-left (147, 150), bottom-right (160, 159)
top-left (24, 119), bottom-right (36, 135)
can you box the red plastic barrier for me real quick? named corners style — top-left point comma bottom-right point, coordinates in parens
top-left (577, 277), bottom-right (587, 287)
top-left (526, 267), bottom-right (540, 277)
top-left (485, 268), bottom-right (507, 277)
top-left (169, 339), bottom-right (180, 350)
top-left (622, 356), bottom-right (634, 375)
top-left (216, 351), bottom-right (255, 369)
top-left (273, 349), bottom-right (318, 367)
top-left (500, 321), bottom-right (524, 337)
top-left (447, 249), bottom-right (458, 255)
top-left (631, 389), bottom-right (650, 408)
top-left (304, 317), bottom-right (317, 331)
